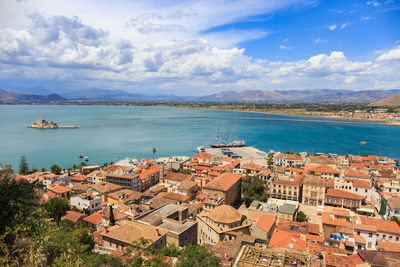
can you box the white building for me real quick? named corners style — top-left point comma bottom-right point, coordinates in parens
top-left (70, 193), bottom-right (102, 214)
top-left (353, 224), bottom-right (377, 250)
top-left (42, 173), bottom-right (71, 188)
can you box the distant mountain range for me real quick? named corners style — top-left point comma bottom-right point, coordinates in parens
top-left (369, 93), bottom-right (400, 106)
top-left (1, 87), bottom-right (400, 104)
top-left (0, 88), bottom-right (66, 103)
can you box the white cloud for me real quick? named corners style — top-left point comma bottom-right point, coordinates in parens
top-left (328, 25), bottom-right (337, 30)
top-left (366, 1), bottom-right (381, 6)
top-left (0, 0), bottom-right (399, 94)
top-left (376, 48), bottom-right (400, 62)
top-left (340, 22), bottom-right (351, 29)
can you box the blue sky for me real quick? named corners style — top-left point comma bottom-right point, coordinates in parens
top-left (0, 0), bottom-right (399, 95)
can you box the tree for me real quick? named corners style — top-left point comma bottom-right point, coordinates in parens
top-left (50, 164), bottom-right (62, 175)
top-left (30, 168), bottom-right (38, 173)
top-left (19, 156), bottom-right (29, 175)
top-left (44, 197), bottom-right (69, 225)
top-left (41, 167), bottom-right (46, 172)
top-left (177, 245), bottom-right (220, 267)
top-left (152, 148), bottom-right (157, 160)
top-left (109, 205), bottom-right (115, 226)
top-left (242, 176), bottom-right (266, 207)
top-left (296, 210), bottom-right (309, 222)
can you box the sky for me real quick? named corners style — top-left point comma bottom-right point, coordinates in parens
top-left (0, 0), bottom-right (399, 96)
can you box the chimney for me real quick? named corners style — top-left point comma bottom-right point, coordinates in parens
top-left (156, 228), bottom-right (161, 236)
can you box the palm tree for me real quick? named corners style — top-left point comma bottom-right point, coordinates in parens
top-left (152, 148), bottom-right (157, 160)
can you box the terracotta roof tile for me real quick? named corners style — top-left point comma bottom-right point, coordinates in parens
top-left (48, 185), bottom-right (71, 194)
top-left (326, 188), bottom-right (365, 200)
top-left (63, 210), bottom-right (87, 223)
top-left (252, 213), bottom-right (276, 232)
top-left (269, 230), bottom-right (307, 251)
top-left (203, 172), bottom-right (242, 192)
top-left (360, 217), bottom-right (400, 235)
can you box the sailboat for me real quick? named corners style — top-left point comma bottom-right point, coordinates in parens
top-left (209, 127), bottom-right (245, 148)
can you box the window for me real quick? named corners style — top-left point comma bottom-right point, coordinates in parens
top-left (369, 233), bottom-right (373, 238)
top-left (357, 231), bottom-right (360, 235)
top-left (368, 242), bottom-right (372, 248)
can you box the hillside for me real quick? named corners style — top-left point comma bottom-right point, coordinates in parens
top-left (369, 93), bottom-right (400, 106)
top-left (0, 89), bottom-right (66, 103)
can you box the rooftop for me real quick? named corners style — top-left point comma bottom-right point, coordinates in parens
top-left (100, 220), bottom-right (166, 245)
top-left (203, 172), bottom-right (242, 192)
top-left (205, 205), bottom-right (242, 224)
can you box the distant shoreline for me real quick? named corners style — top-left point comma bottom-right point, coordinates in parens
top-left (2, 102), bottom-right (399, 125)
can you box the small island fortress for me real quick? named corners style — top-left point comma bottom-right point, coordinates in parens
top-left (28, 119), bottom-right (78, 129)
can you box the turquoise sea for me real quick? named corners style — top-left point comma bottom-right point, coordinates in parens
top-left (1, 105), bottom-right (399, 170)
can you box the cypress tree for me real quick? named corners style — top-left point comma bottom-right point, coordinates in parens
top-left (19, 156), bottom-right (29, 175)
top-left (109, 205), bottom-right (115, 226)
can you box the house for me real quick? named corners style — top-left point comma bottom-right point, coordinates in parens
top-left (87, 170), bottom-right (107, 184)
top-left (268, 229), bottom-right (306, 251)
top-left (98, 220), bottom-right (167, 252)
top-left (71, 174), bottom-right (89, 183)
top-left (302, 175), bottom-right (326, 206)
top-left (106, 189), bottom-right (143, 204)
top-left (83, 209), bottom-right (129, 230)
top-left (306, 165), bottom-right (340, 179)
top-left (161, 171), bottom-right (192, 185)
top-left (63, 210), bottom-right (87, 224)
top-left (273, 153), bottom-right (304, 167)
top-left (277, 203), bottom-right (297, 221)
top-left (353, 224), bottom-right (377, 250)
top-left (176, 180), bottom-right (198, 197)
top-left (276, 220), bottom-right (322, 243)
top-left (191, 151), bottom-right (215, 164)
top-left (325, 188), bottom-right (365, 209)
top-left (87, 182), bottom-right (123, 202)
top-left (70, 193), bottom-right (102, 214)
top-left (47, 185), bottom-right (71, 199)
top-left (250, 213), bottom-right (276, 242)
top-left (138, 167), bottom-right (161, 192)
top-left (197, 205), bottom-right (251, 245)
top-left (135, 203), bottom-right (197, 247)
top-left (360, 216), bottom-right (400, 244)
top-left (269, 174), bottom-right (304, 201)
top-left (42, 173), bottom-right (71, 188)
top-left (202, 173), bottom-right (242, 207)
top-left (380, 192), bottom-right (400, 219)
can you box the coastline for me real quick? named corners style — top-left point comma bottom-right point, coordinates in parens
top-left (152, 105), bottom-right (399, 125)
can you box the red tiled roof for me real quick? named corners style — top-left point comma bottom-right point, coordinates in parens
top-left (48, 185), bottom-right (71, 194)
top-left (377, 241), bottom-right (400, 252)
top-left (345, 178), bottom-right (372, 188)
top-left (71, 174), bottom-right (88, 182)
top-left (63, 210), bottom-right (86, 223)
top-left (269, 230), bottom-right (306, 251)
top-left (162, 192), bottom-right (190, 202)
top-left (360, 217), bottom-right (400, 235)
top-left (344, 169), bottom-right (369, 178)
top-left (203, 172), bottom-right (242, 192)
top-left (273, 174), bottom-right (304, 186)
top-left (326, 188), bottom-right (365, 200)
top-left (83, 209), bottom-right (128, 225)
top-left (139, 167), bottom-right (159, 180)
top-left (252, 213), bottom-right (276, 232)
top-left (164, 172), bottom-right (192, 182)
top-left (322, 212), bottom-right (352, 227)
top-left (306, 165), bottom-right (340, 174)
